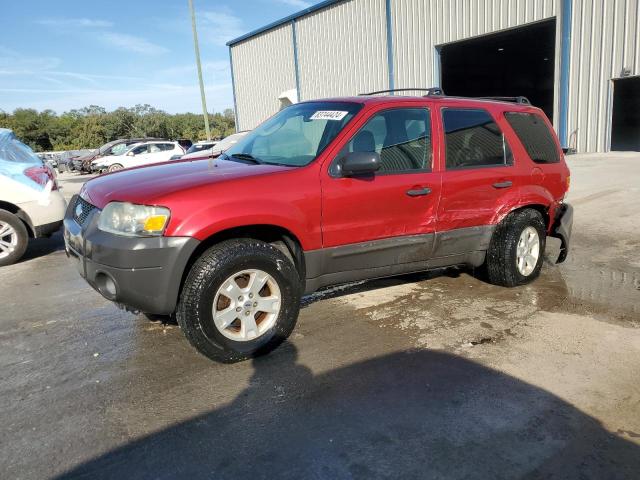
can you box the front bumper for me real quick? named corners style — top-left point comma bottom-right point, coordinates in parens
top-left (551, 203), bottom-right (573, 263)
top-left (63, 195), bottom-right (199, 314)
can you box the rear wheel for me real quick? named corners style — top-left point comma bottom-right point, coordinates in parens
top-left (107, 163), bottom-right (123, 173)
top-left (177, 239), bottom-right (301, 363)
top-left (485, 208), bottom-right (546, 287)
top-left (0, 210), bottom-right (29, 267)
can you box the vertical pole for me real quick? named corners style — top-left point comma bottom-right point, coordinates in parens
top-left (292, 20), bottom-right (301, 102)
top-left (433, 47), bottom-right (442, 88)
top-left (229, 46), bottom-right (239, 132)
top-left (189, 0), bottom-right (211, 140)
top-left (558, 0), bottom-right (572, 148)
top-left (385, 0), bottom-right (395, 93)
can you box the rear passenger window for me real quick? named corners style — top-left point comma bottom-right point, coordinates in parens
top-left (341, 108), bottom-right (432, 173)
top-left (505, 112), bottom-right (560, 164)
top-left (443, 109), bottom-right (512, 170)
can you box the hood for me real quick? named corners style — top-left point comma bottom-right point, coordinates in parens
top-left (82, 158), bottom-right (290, 209)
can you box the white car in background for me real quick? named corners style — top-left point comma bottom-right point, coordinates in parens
top-left (179, 131), bottom-right (250, 160)
top-left (0, 128), bottom-right (66, 266)
top-left (92, 141), bottom-right (185, 173)
top-left (170, 140), bottom-right (219, 160)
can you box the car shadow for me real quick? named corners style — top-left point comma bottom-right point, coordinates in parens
top-left (57, 346), bottom-right (639, 479)
top-left (17, 230), bottom-right (65, 264)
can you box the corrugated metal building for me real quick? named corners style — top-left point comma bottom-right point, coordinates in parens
top-left (228, 0), bottom-right (640, 153)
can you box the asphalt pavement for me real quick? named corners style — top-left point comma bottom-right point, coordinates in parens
top-left (1, 155), bottom-right (639, 479)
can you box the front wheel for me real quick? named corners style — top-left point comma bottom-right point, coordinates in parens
top-left (177, 239), bottom-right (301, 363)
top-left (107, 163), bottom-right (123, 173)
top-left (485, 208), bottom-right (546, 287)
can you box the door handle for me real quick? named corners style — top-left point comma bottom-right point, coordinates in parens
top-left (492, 181), bottom-right (513, 189)
top-left (406, 187), bottom-right (432, 197)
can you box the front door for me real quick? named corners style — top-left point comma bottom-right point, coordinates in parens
top-left (321, 106), bottom-right (441, 272)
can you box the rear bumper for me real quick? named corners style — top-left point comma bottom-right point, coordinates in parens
top-left (63, 195), bottom-right (199, 314)
top-left (18, 190), bottom-right (67, 235)
top-left (551, 203), bottom-right (573, 263)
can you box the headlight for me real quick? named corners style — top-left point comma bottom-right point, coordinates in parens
top-left (98, 202), bottom-right (170, 237)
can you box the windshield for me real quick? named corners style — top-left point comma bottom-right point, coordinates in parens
top-left (110, 143), bottom-right (129, 156)
top-left (0, 129), bottom-right (41, 165)
top-left (99, 140), bottom-right (121, 155)
top-left (224, 102), bottom-right (362, 167)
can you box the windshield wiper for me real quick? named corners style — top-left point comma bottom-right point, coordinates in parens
top-left (228, 153), bottom-right (263, 165)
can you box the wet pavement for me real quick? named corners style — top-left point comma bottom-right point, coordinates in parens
top-left (1, 155), bottom-right (639, 479)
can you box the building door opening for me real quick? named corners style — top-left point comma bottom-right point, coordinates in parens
top-left (440, 20), bottom-right (556, 121)
top-left (611, 76), bottom-right (640, 151)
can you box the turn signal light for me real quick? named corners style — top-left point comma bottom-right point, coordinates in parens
top-left (143, 215), bottom-right (168, 232)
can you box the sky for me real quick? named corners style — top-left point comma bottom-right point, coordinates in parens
top-left (0, 0), bottom-right (313, 114)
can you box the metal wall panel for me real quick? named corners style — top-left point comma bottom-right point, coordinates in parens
top-left (390, 0), bottom-right (558, 94)
top-left (566, 0), bottom-right (640, 152)
top-left (229, 0), bottom-right (640, 151)
top-left (295, 0), bottom-right (389, 100)
top-left (230, 23), bottom-right (296, 131)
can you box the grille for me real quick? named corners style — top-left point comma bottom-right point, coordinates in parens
top-left (73, 196), bottom-right (97, 225)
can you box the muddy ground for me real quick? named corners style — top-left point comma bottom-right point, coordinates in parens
top-left (1, 154), bottom-right (639, 479)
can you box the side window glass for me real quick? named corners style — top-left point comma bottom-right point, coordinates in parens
top-left (504, 112), bottom-right (560, 164)
top-left (132, 145), bottom-right (147, 155)
top-left (443, 108), bottom-right (512, 170)
top-left (342, 108), bottom-right (432, 173)
top-left (148, 144), bottom-right (162, 153)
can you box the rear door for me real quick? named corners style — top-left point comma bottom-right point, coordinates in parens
top-left (320, 105), bottom-right (442, 271)
top-left (436, 106), bottom-right (522, 237)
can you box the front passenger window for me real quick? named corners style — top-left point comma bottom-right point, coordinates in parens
top-left (342, 108), bottom-right (432, 173)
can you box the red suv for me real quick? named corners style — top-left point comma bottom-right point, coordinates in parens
top-left (64, 92), bottom-right (572, 363)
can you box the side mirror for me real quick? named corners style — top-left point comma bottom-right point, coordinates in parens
top-left (127, 151), bottom-right (134, 157)
top-left (336, 151), bottom-right (381, 177)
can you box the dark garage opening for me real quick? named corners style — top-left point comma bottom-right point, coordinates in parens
top-left (611, 76), bottom-right (640, 151)
top-left (440, 20), bottom-right (556, 121)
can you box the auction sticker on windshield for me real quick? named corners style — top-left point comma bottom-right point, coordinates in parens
top-left (310, 111), bottom-right (349, 121)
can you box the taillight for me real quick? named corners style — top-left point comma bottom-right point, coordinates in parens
top-left (24, 165), bottom-right (58, 190)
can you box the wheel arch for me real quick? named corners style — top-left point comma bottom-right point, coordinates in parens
top-left (0, 200), bottom-right (35, 237)
top-left (176, 224), bottom-right (306, 309)
top-left (494, 203), bottom-right (551, 232)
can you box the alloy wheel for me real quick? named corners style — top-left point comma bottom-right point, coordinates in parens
top-left (212, 269), bottom-right (282, 341)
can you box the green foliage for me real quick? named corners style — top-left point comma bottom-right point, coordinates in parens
top-left (0, 105), bottom-right (236, 152)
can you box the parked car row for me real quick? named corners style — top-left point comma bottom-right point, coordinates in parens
top-left (72, 138), bottom-right (166, 173)
top-left (91, 141), bottom-right (185, 173)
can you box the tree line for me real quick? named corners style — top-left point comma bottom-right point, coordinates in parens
top-left (0, 104), bottom-right (236, 152)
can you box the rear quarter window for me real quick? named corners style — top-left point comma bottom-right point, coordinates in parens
top-left (504, 112), bottom-right (560, 164)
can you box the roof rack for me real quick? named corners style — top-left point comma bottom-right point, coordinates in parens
top-left (359, 87), bottom-right (445, 96)
top-left (476, 96), bottom-right (531, 105)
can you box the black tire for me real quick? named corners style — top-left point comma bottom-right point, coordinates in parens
top-left (107, 163), bottom-right (123, 173)
top-left (177, 239), bottom-right (301, 363)
top-left (485, 208), bottom-right (546, 287)
top-left (0, 210), bottom-right (29, 267)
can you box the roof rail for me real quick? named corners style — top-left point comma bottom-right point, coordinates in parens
top-left (359, 87), bottom-right (445, 96)
top-left (476, 96), bottom-right (531, 105)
